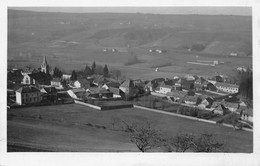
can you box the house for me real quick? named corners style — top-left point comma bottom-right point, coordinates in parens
top-left (240, 108), bottom-right (253, 122)
top-left (230, 52), bottom-right (238, 56)
top-left (51, 78), bottom-right (64, 89)
top-left (21, 72), bottom-right (51, 86)
top-left (205, 82), bottom-right (217, 91)
top-left (16, 86), bottom-right (42, 105)
top-left (108, 87), bottom-right (123, 98)
top-left (182, 95), bottom-right (200, 105)
top-left (144, 81), bottom-right (158, 92)
top-left (224, 102), bottom-right (239, 112)
top-left (198, 97), bottom-right (214, 108)
top-left (67, 88), bottom-right (86, 100)
top-left (215, 82), bottom-right (239, 94)
top-left (166, 90), bottom-right (187, 102)
top-left (92, 75), bottom-right (110, 86)
top-left (62, 74), bottom-right (72, 80)
top-left (21, 73), bottom-right (36, 85)
top-left (178, 78), bottom-right (194, 90)
top-left (194, 77), bottom-right (207, 90)
top-left (119, 79), bottom-right (138, 97)
top-left (211, 102), bottom-right (225, 115)
top-left (40, 87), bottom-right (58, 102)
top-left (157, 82), bottom-right (173, 94)
top-left (74, 79), bottom-right (91, 89)
top-left (102, 81), bottom-right (120, 90)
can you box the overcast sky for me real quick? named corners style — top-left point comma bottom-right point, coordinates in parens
top-left (9, 7), bottom-right (251, 16)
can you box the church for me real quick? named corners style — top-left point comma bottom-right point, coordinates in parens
top-left (21, 56), bottom-right (51, 85)
top-left (41, 56), bottom-right (50, 74)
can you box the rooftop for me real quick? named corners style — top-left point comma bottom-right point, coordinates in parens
top-left (16, 86), bottom-right (40, 93)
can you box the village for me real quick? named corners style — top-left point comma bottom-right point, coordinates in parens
top-left (7, 55), bottom-right (253, 129)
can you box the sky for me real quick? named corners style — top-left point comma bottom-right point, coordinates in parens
top-left (9, 7), bottom-right (252, 16)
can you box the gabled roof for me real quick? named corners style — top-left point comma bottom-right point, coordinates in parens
top-left (145, 81), bottom-right (158, 88)
top-left (225, 102), bottom-right (239, 109)
top-left (109, 87), bottom-right (121, 95)
top-left (166, 90), bottom-right (187, 98)
top-left (159, 82), bottom-right (172, 89)
top-left (16, 86), bottom-right (40, 93)
top-left (120, 79), bottom-right (134, 88)
top-left (195, 77), bottom-right (206, 84)
top-left (183, 95), bottom-right (198, 102)
top-left (105, 82), bottom-right (120, 88)
top-left (87, 87), bottom-right (111, 94)
top-left (41, 87), bottom-right (57, 94)
top-left (76, 78), bottom-right (90, 85)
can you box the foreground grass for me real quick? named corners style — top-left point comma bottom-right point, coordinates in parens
top-left (7, 104), bottom-right (253, 152)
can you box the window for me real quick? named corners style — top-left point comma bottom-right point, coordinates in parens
top-left (25, 77), bottom-right (29, 84)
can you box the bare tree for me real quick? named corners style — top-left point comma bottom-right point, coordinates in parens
top-left (167, 132), bottom-right (225, 152)
top-left (167, 133), bottom-right (195, 152)
top-left (190, 132), bottom-right (224, 152)
top-left (121, 121), bottom-right (163, 152)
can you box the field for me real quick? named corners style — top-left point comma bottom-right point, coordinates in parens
top-left (7, 104), bottom-right (253, 152)
top-left (8, 9), bottom-right (252, 79)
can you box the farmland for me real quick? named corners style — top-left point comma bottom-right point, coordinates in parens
top-left (8, 9), bottom-right (252, 79)
top-left (7, 104), bottom-right (253, 152)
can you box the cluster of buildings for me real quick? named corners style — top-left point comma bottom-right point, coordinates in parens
top-left (143, 75), bottom-right (252, 122)
top-left (7, 55), bottom-right (252, 122)
top-left (7, 56), bottom-right (141, 107)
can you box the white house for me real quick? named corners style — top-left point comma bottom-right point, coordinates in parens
top-left (51, 78), bottom-right (64, 89)
top-left (62, 74), bottom-right (72, 80)
top-left (74, 79), bottom-right (90, 89)
top-left (16, 86), bottom-right (42, 105)
top-left (21, 74), bottom-right (36, 85)
top-left (215, 82), bottom-right (239, 94)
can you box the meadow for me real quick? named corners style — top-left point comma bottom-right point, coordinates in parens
top-left (8, 104), bottom-right (253, 152)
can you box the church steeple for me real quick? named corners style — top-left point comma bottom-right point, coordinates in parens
top-left (41, 56), bottom-right (49, 74)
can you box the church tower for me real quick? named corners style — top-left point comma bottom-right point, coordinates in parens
top-left (41, 56), bottom-right (49, 74)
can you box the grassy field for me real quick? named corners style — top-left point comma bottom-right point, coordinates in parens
top-left (7, 104), bottom-right (253, 152)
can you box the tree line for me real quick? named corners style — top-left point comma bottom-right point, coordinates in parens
top-left (52, 61), bottom-right (122, 81)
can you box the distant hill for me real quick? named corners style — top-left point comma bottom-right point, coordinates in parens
top-left (8, 9), bottom-right (252, 56)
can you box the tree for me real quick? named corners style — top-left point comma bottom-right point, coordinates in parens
top-left (236, 68), bottom-right (253, 100)
top-left (91, 61), bottom-right (96, 74)
top-left (84, 64), bottom-right (92, 76)
top-left (103, 64), bottom-right (109, 77)
top-left (53, 67), bottom-right (63, 78)
top-left (71, 70), bottom-right (77, 81)
top-left (167, 132), bottom-right (225, 152)
top-left (190, 132), bottom-right (224, 152)
top-left (122, 121), bottom-right (164, 152)
top-left (167, 133), bottom-right (195, 152)
top-left (110, 69), bottom-right (121, 80)
top-left (95, 65), bottom-right (104, 75)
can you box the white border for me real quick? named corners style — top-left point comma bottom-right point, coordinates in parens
top-left (1, 1), bottom-right (260, 166)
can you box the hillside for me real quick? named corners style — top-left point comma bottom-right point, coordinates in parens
top-left (7, 9), bottom-right (252, 78)
top-left (8, 9), bottom-right (252, 55)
